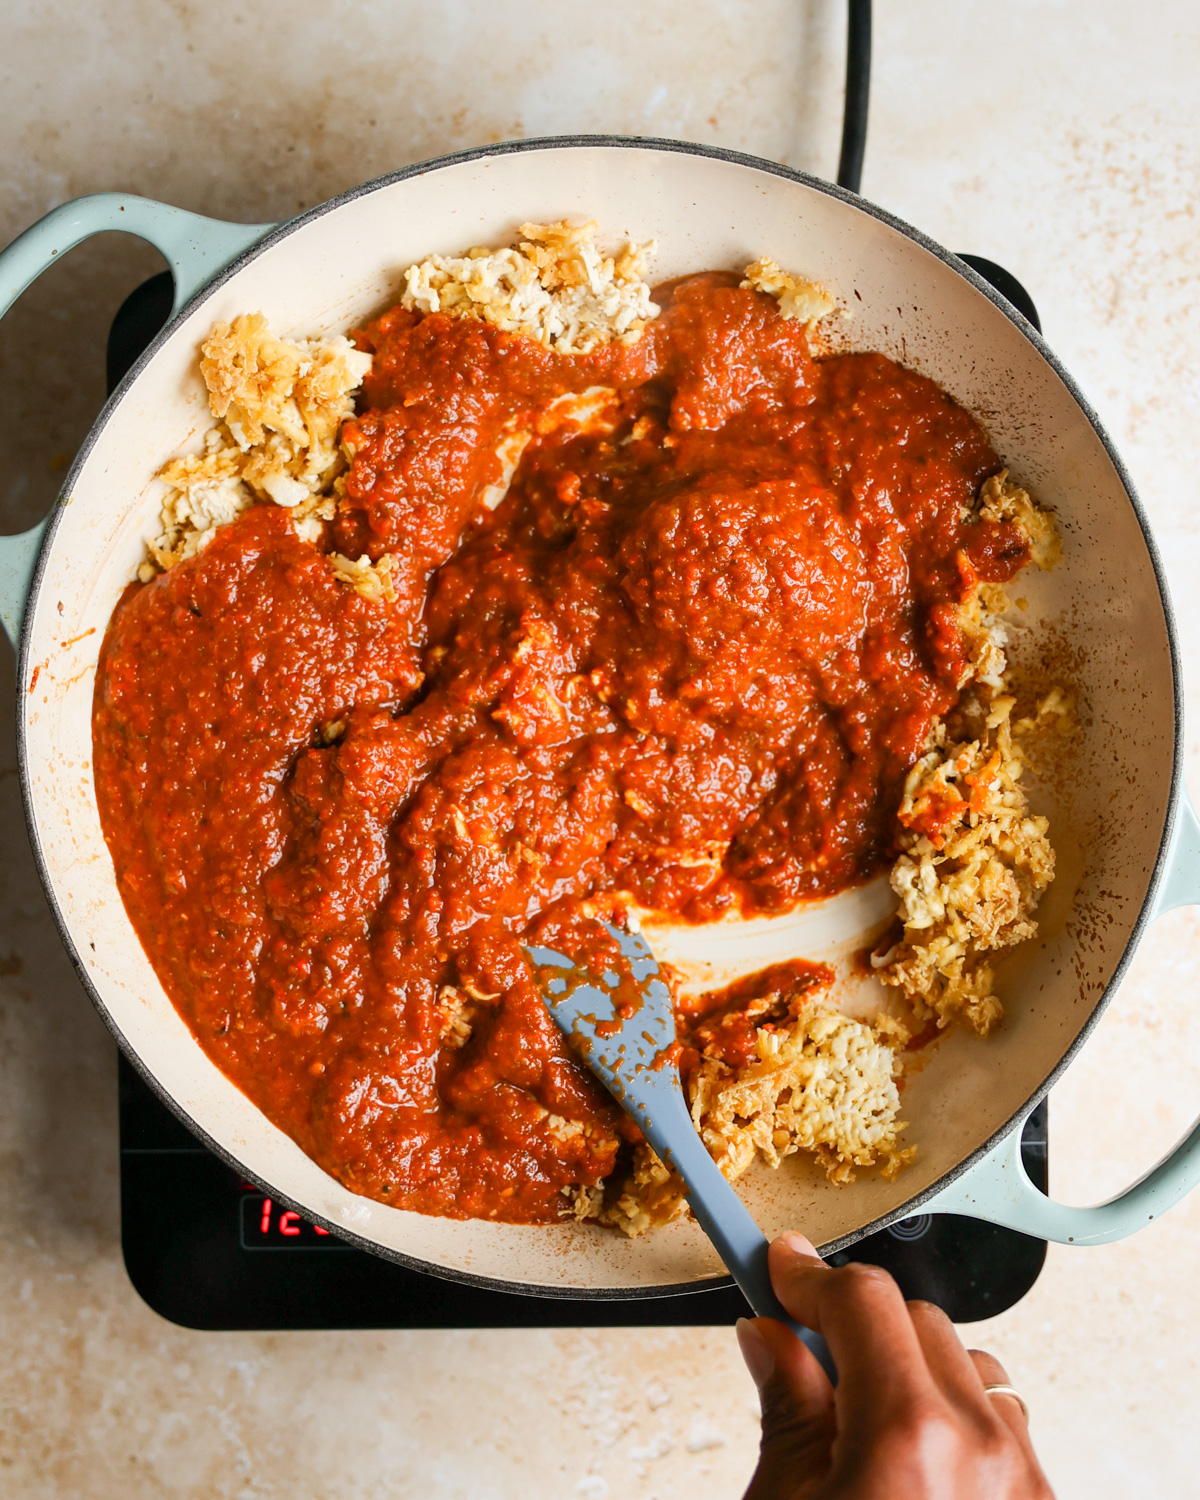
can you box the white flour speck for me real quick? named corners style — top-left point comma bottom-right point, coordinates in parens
top-left (685, 1416), bottom-right (727, 1453)
top-left (630, 1433), bottom-right (674, 1463)
top-left (645, 1381), bottom-right (671, 1410)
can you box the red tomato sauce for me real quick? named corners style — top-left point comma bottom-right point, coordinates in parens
top-left (93, 273), bottom-right (1030, 1223)
top-left (676, 960), bottom-right (836, 1074)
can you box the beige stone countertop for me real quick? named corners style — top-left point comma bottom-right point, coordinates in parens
top-left (3, 2), bottom-right (1200, 1495)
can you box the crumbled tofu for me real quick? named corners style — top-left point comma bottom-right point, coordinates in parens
top-left (979, 470), bottom-right (1061, 571)
top-left (400, 221), bottom-right (659, 355)
top-left (601, 1142), bottom-right (689, 1238)
top-left (200, 314), bottom-right (372, 472)
top-left (146, 429), bottom-right (256, 570)
top-left (957, 582), bottom-right (1012, 691)
top-left (561, 1183), bottom-right (606, 1222)
top-left (143, 315), bottom-right (372, 575)
top-left (602, 1004), bottom-right (908, 1238)
top-left (1014, 685), bottom-right (1078, 739)
top-left (741, 257), bottom-right (836, 330)
top-left (689, 1007), bottom-right (906, 1181)
top-left (878, 697), bottom-right (1055, 1036)
top-left (875, 474), bottom-right (1064, 1036)
top-left (545, 1113), bottom-right (585, 1143)
top-left (438, 985), bottom-right (476, 1049)
top-left (290, 491), bottom-right (338, 546)
top-left (328, 551), bottom-right (398, 604)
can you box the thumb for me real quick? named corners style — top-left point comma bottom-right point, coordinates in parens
top-left (738, 1317), bottom-right (836, 1500)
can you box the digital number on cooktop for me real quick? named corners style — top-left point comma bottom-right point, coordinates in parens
top-left (240, 1192), bottom-right (353, 1251)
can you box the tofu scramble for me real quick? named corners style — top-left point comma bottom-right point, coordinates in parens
top-left (93, 222), bottom-right (1063, 1232)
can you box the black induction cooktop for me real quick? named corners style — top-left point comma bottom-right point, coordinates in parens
top-left (110, 256), bottom-right (1049, 1332)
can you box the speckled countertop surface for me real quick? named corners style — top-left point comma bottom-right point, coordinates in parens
top-left (3, 3), bottom-right (1200, 1495)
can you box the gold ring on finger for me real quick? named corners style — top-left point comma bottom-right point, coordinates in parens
top-left (984, 1383), bottom-right (1029, 1425)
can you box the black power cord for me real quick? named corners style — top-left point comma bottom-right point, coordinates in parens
top-left (828, 7), bottom-right (1041, 335)
top-left (836, 0), bottom-right (872, 194)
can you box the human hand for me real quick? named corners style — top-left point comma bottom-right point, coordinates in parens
top-left (736, 1234), bottom-right (1054, 1499)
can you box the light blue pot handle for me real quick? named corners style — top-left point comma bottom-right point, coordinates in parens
top-left (0, 193), bottom-right (274, 648)
top-left (925, 790), bottom-right (1200, 1244)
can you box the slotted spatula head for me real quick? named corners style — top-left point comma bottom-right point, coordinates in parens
top-left (525, 919), bottom-right (679, 1131)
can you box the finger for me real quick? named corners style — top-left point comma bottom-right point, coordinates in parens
top-left (907, 1299), bottom-right (988, 1405)
top-left (740, 1315), bottom-right (835, 1419)
top-left (968, 1349), bottom-right (1033, 1443)
top-left (767, 1236), bottom-right (934, 1427)
top-left (966, 1347), bottom-right (1011, 1387)
top-left (738, 1317), bottom-right (835, 1500)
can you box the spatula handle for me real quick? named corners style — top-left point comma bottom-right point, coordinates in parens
top-left (642, 1098), bottom-right (837, 1382)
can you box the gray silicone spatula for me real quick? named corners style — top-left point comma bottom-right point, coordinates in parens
top-left (526, 921), bottom-right (836, 1381)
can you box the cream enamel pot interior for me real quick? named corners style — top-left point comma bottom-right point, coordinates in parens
top-left (4, 138), bottom-right (1200, 1299)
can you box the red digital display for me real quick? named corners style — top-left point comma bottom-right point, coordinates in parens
top-left (240, 1193), bottom-right (349, 1251)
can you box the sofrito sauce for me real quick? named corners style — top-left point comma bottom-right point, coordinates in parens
top-left (93, 273), bottom-right (1031, 1222)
